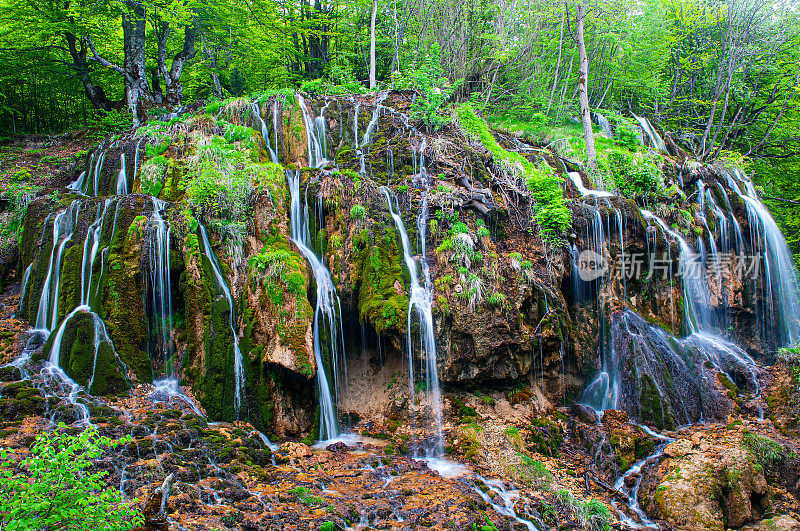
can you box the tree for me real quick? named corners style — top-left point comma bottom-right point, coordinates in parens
top-left (369, 0), bottom-right (378, 89)
top-left (573, 0), bottom-right (596, 168)
top-left (0, 425), bottom-right (142, 530)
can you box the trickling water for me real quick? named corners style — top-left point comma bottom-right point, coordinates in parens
top-left (252, 101), bottom-right (279, 164)
top-left (382, 187), bottom-right (444, 457)
top-left (198, 224), bottom-right (246, 416)
top-left (35, 202), bottom-right (82, 332)
top-left (148, 199), bottom-right (173, 375)
top-left (567, 172), bottom-right (614, 198)
top-left (297, 95), bottom-right (329, 168)
top-left (593, 112), bottom-right (613, 138)
top-left (473, 476), bottom-right (538, 531)
top-left (634, 116), bottom-right (666, 153)
top-left (115, 153), bottom-right (128, 195)
top-left (580, 209), bottom-right (620, 412)
top-left (613, 425), bottom-right (673, 529)
top-left (726, 170), bottom-right (800, 348)
top-left (287, 170), bottom-right (342, 441)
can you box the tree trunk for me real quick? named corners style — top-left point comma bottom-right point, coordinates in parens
top-left (157, 23), bottom-right (197, 106)
top-left (575, 0), bottom-right (595, 169)
top-left (369, 0), bottom-right (378, 89)
top-left (122, 1), bottom-right (152, 125)
top-left (65, 32), bottom-right (121, 111)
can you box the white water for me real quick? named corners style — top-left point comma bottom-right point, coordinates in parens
top-left (35, 202), bottom-right (81, 332)
top-left (613, 425), bottom-right (673, 529)
top-left (297, 95), bottom-right (329, 168)
top-left (198, 224), bottom-right (246, 416)
top-left (150, 378), bottom-right (206, 418)
top-left (287, 170), bottom-right (342, 441)
top-left (474, 475), bottom-right (538, 531)
top-left (568, 172), bottom-right (614, 198)
top-left (634, 116), bottom-right (667, 153)
top-left (252, 101), bottom-right (279, 164)
top-left (382, 188), bottom-right (444, 457)
top-left (726, 170), bottom-right (800, 347)
top-left (115, 153), bottom-right (128, 195)
top-left (580, 209), bottom-right (620, 412)
top-left (148, 198), bottom-right (173, 374)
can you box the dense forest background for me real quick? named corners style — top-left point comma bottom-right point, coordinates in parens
top-left (1, 0), bottom-right (798, 257)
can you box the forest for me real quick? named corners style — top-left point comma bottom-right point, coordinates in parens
top-left (1, 0), bottom-right (800, 530)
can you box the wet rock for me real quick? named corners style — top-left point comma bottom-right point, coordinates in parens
top-left (740, 515), bottom-right (800, 531)
top-left (663, 438), bottom-right (694, 458)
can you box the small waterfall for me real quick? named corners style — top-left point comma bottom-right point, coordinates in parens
top-left (567, 172), bottom-right (613, 198)
top-left (634, 116), bottom-right (666, 153)
top-left (80, 199), bottom-right (112, 306)
top-left (473, 476), bottom-right (538, 531)
top-left (593, 112), bottom-right (613, 138)
top-left (252, 101), bottom-right (279, 164)
top-left (287, 170), bottom-right (342, 441)
top-left (115, 153), bottom-right (128, 195)
top-left (35, 202), bottom-right (82, 332)
top-left (579, 209), bottom-right (620, 412)
top-left (197, 224), bottom-right (246, 416)
top-left (297, 95), bottom-right (329, 168)
top-left (148, 198), bottom-right (173, 374)
top-left (613, 425), bottom-right (673, 528)
top-left (725, 170), bottom-right (800, 348)
top-left (382, 187), bottom-right (444, 457)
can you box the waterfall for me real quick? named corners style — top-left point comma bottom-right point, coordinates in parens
top-left (252, 101), bottom-right (279, 164)
top-left (198, 224), bottom-right (246, 416)
top-left (634, 115), bottom-right (666, 153)
top-left (287, 170), bottom-right (342, 441)
top-left (725, 170), bottom-right (800, 348)
top-left (35, 201), bottom-right (82, 332)
top-left (148, 198), bottom-right (173, 374)
top-left (297, 95), bottom-right (329, 168)
top-left (80, 199), bottom-right (112, 306)
top-left (382, 187), bottom-right (444, 457)
top-left (579, 209), bottom-right (620, 412)
top-left (115, 153), bottom-right (128, 195)
top-left (593, 112), bottom-right (613, 138)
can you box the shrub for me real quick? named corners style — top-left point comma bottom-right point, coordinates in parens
top-left (350, 204), bottom-right (367, 220)
top-left (606, 150), bottom-right (664, 200)
top-left (0, 180), bottom-right (40, 239)
top-left (406, 43), bottom-right (463, 130)
top-left (0, 424), bottom-right (142, 530)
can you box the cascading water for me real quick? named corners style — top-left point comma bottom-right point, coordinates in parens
top-left (287, 170), bottom-right (343, 441)
top-left (725, 169), bottom-right (800, 348)
top-left (197, 224), bottom-right (246, 416)
top-left (579, 207), bottom-right (620, 412)
top-left (382, 187), bottom-right (444, 457)
top-left (147, 198), bottom-right (173, 375)
top-left (35, 201), bottom-right (82, 332)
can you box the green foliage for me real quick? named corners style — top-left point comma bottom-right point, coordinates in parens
top-left (0, 180), bottom-right (40, 239)
top-left (742, 431), bottom-right (789, 466)
top-left (458, 103), bottom-right (570, 239)
top-left (0, 424), bottom-right (143, 530)
top-left (604, 150), bottom-right (664, 201)
top-left (181, 136), bottom-right (264, 253)
top-left (404, 43), bottom-right (464, 129)
top-left (350, 204), bottom-right (367, 220)
top-left (87, 109), bottom-right (134, 138)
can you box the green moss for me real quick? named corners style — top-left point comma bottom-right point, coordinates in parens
top-left (638, 373), bottom-right (674, 430)
top-left (41, 311), bottom-right (127, 395)
top-left (354, 228), bottom-right (408, 335)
